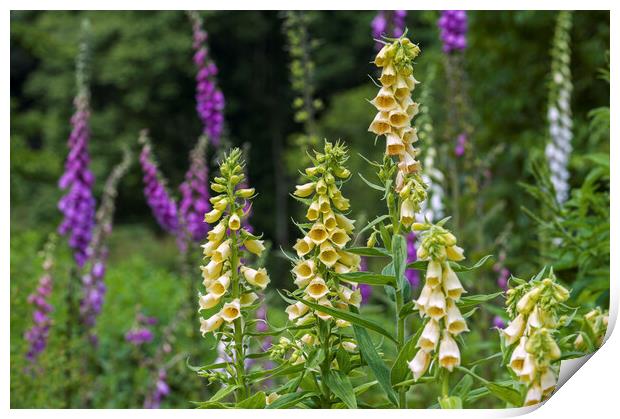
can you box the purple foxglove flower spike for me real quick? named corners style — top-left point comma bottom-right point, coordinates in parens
top-left (371, 10), bottom-right (407, 50)
top-left (179, 135), bottom-right (211, 243)
top-left (24, 236), bottom-right (57, 366)
top-left (58, 20), bottom-right (96, 268)
top-left (438, 11), bottom-right (468, 54)
top-left (138, 130), bottom-right (179, 234)
top-left (80, 149), bottom-right (132, 336)
top-left (188, 11), bottom-right (225, 147)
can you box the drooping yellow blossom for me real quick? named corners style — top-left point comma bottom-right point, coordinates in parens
top-left (501, 271), bottom-right (570, 406)
top-left (198, 148), bottom-right (270, 337)
top-left (408, 222), bottom-right (469, 380)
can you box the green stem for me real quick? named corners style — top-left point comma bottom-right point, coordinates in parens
top-left (64, 267), bottom-right (79, 408)
top-left (226, 178), bottom-right (248, 402)
top-left (442, 369), bottom-right (450, 398)
top-left (450, 159), bottom-right (460, 232)
top-left (318, 321), bottom-right (333, 408)
top-left (395, 288), bottom-right (407, 408)
top-left (389, 191), bottom-right (407, 408)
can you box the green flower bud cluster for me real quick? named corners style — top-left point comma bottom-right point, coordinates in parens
top-left (574, 307), bottom-right (608, 351)
top-left (413, 222), bottom-right (462, 262)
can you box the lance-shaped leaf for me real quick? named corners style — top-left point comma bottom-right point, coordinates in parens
top-left (353, 323), bottom-right (398, 407)
top-left (346, 247), bottom-right (390, 257)
top-left (456, 292), bottom-right (503, 310)
top-left (237, 392), bottom-right (266, 408)
top-left (392, 234), bottom-right (407, 289)
top-left (323, 370), bottom-right (357, 409)
top-left (336, 271), bottom-right (396, 286)
top-left (292, 295), bottom-right (397, 343)
top-left (266, 391), bottom-right (316, 409)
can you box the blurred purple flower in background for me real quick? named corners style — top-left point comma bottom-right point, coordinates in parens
top-left (438, 11), bottom-right (468, 54)
top-left (24, 240), bottom-right (56, 365)
top-left (125, 311), bottom-right (157, 346)
top-left (139, 131), bottom-right (179, 235)
top-left (144, 369), bottom-right (170, 409)
top-left (125, 328), bottom-right (154, 346)
top-left (492, 316), bottom-right (506, 329)
top-left (493, 251), bottom-right (510, 291)
top-left (405, 232), bottom-right (420, 288)
top-left (189, 11), bottom-right (225, 147)
top-left (179, 136), bottom-right (211, 243)
top-left (455, 133), bottom-right (468, 157)
top-left (358, 257), bottom-right (372, 303)
top-left (80, 150), bottom-right (132, 338)
top-left (58, 43), bottom-right (96, 268)
top-left (371, 10), bottom-right (407, 49)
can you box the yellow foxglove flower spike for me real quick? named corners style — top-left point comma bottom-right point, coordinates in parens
top-left (279, 140), bottom-right (360, 367)
top-left (196, 148), bottom-right (270, 401)
top-left (502, 270), bottom-right (571, 405)
top-left (410, 224), bottom-right (470, 379)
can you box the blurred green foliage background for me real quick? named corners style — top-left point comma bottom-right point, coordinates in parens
top-left (10, 10), bottom-right (609, 408)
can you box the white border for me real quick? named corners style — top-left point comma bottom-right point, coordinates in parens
top-left (4, 2), bottom-right (616, 418)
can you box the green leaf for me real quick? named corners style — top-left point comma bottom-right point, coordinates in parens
top-left (336, 347), bottom-right (352, 374)
top-left (346, 247), bottom-right (390, 257)
top-left (450, 254), bottom-right (494, 272)
top-left (353, 380), bottom-right (378, 396)
top-left (293, 296), bottom-right (397, 342)
top-left (379, 224), bottom-right (391, 251)
top-left (358, 172), bottom-right (385, 192)
top-left (245, 323), bottom-right (312, 337)
top-left (323, 370), bottom-right (357, 409)
top-left (336, 271), bottom-right (395, 286)
top-left (485, 383), bottom-right (522, 406)
top-left (456, 366), bottom-right (522, 406)
top-left (236, 391), bottom-right (266, 408)
top-left (392, 234), bottom-right (407, 290)
top-left (438, 395), bottom-right (463, 409)
top-left (187, 355), bottom-right (229, 373)
top-left (457, 292), bottom-right (503, 309)
top-left (305, 348), bottom-right (325, 369)
top-left (266, 391), bottom-right (315, 409)
top-left (246, 363), bottom-right (305, 382)
top-left (452, 374), bottom-right (473, 399)
top-left (193, 400), bottom-right (232, 409)
top-left (209, 384), bottom-right (240, 402)
top-left (357, 214), bottom-right (390, 238)
top-left (353, 322), bottom-right (398, 407)
top-left (382, 262), bottom-right (396, 301)
top-left (406, 260), bottom-right (427, 271)
top-left (390, 335), bottom-right (417, 386)
top-left (398, 301), bottom-right (415, 318)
